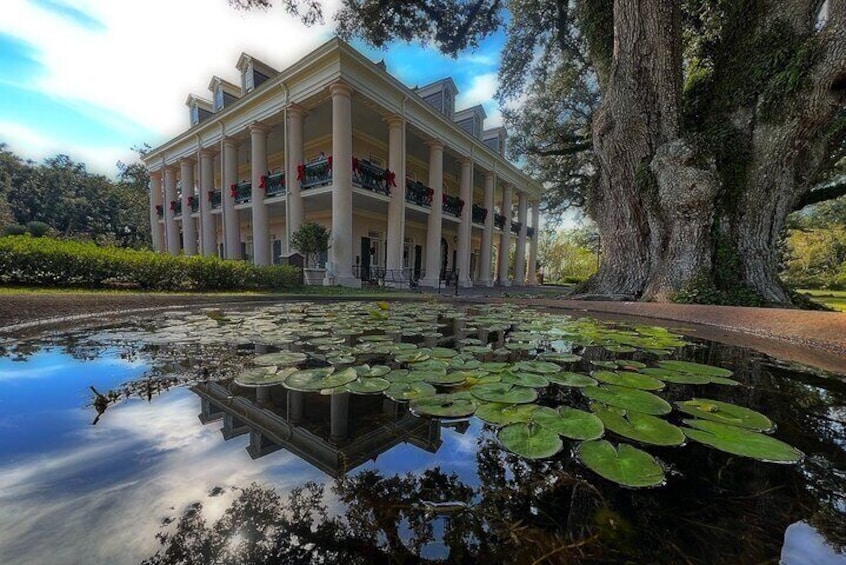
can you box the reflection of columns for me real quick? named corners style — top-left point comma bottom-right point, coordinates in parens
top-left (164, 165), bottom-right (179, 255)
top-left (421, 140), bottom-right (444, 287)
top-left (528, 201), bottom-right (540, 285)
top-left (286, 104), bottom-right (306, 241)
top-left (498, 184), bottom-right (512, 285)
top-left (457, 158), bottom-right (473, 287)
top-left (250, 123), bottom-right (270, 266)
top-left (330, 83), bottom-right (356, 286)
top-left (149, 171), bottom-right (163, 252)
top-left (288, 391), bottom-right (304, 424)
top-left (180, 159), bottom-right (197, 256)
top-left (199, 149), bottom-right (216, 256)
top-left (330, 392), bottom-right (350, 441)
top-left (515, 191), bottom-right (528, 284)
top-left (386, 116), bottom-right (406, 274)
top-left (479, 172), bottom-right (495, 286)
top-left (222, 138), bottom-right (241, 260)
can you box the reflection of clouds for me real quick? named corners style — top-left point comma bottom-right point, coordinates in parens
top-left (0, 354), bottom-right (147, 382)
top-left (781, 521), bottom-right (846, 564)
top-left (0, 390), bottom-right (325, 565)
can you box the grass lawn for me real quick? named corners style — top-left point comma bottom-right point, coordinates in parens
top-left (799, 289), bottom-right (846, 312)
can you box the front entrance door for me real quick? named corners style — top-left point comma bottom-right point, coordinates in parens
top-left (414, 245), bottom-right (422, 279)
top-left (360, 237), bottom-right (371, 281)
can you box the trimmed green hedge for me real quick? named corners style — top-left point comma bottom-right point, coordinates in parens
top-left (0, 236), bottom-right (302, 291)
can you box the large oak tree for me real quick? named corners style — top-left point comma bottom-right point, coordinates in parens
top-left (234, 0), bottom-right (846, 304)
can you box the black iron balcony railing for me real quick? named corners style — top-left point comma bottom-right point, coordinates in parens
top-left (155, 205), bottom-right (163, 218)
top-left (527, 226), bottom-right (535, 238)
top-left (442, 194), bottom-right (463, 217)
top-left (472, 204), bottom-right (488, 224)
top-left (189, 195), bottom-right (199, 213)
top-left (353, 159), bottom-right (391, 195)
top-left (511, 221), bottom-right (522, 235)
top-left (232, 181), bottom-right (251, 204)
top-left (494, 213), bottom-right (506, 230)
top-left (263, 172), bottom-right (286, 197)
top-left (405, 179), bottom-right (433, 207)
top-left (170, 200), bottom-right (181, 216)
top-left (300, 156), bottom-right (332, 189)
top-left (209, 190), bottom-right (222, 209)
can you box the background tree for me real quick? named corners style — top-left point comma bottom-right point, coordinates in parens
top-left (232, 0), bottom-right (846, 305)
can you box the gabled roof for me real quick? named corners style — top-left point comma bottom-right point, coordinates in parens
top-left (185, 94), bottom-right (213, 109)
top-left (207, 75), bottom-right (241, 96)
top-left (455, 104), bottom-right (487, 121)
top-left (482, 126), bottom-right (507, 139)
top-left (415, 77), bottom-right (459, 96)
top-left (236, 52), bottom-right (278, 75)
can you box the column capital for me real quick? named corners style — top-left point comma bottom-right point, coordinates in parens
top-left (149, 170), bottom-right (162, 181)
top-left (483, 171), bottom-right (496, 182)
top-left (286, 103), bottom-right (308, 118)
top-left (198, 147), bottom-right (216, 158)
top-left (163, 164), bottom-right (177, 174)
top-left (249, 121), bottom-right (271, 135)
top-left (222, 137), bottom-right (238, 149)
top-left (329, 81), bottom-right (353, 98)
top-left (384, 114), bottom-right (405, 128)
top-left (459, 156), bottom-right (473, 167)
top-left (179, 157), bottom-right (195, 166)
top-left (424, 139), bottom-right (445, 150)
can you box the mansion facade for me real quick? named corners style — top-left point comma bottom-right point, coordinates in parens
top-left (144, 39), bottom-right (542, 287)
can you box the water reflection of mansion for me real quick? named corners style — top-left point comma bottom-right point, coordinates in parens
top-left (192, 380), bottom-right (448, 478)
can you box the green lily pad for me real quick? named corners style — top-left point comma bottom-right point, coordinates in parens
top-left (658, 360), bottom-right (733, 377)
top-left (395, 351), bottom-right (431, 364)
top-left (424, 372), bottom-right (468, 386)
top-left (594, 406), bottom-right (685, 446)
top-left (252, 351), bottom-right (308, 367)
top-left (514, 361), bottom-right (562, 374)
top-left (582, 385), bottom-right (672, 416)
top-left (532, 406), bottom-right (604, 440)
top-left (675, 398), bottom-right (774, 431)
top-left (577, 440), bottom-right (666, 488)
top-left (682, 419), bottom-right (803, 463)
top-left (590, 361), bottom-right (619, 369)
top-left (707, 376), bottom-right (742, 386)
top-left (235, 366), bottom-right (295, 387)
top-left (430, 347), bottom-right (459, 358)
top-left (640, 367), bottom-right (711, 385)
top-left (474, 403), bottom-right (538, 425)
top-left (590, 371), bottom-right (665, 391)
top-left (505, 342), bottom-right (535, 351)
top-left (385, 381), bottom-right (437, 401)
top-left (470, 383), bottom-right (538, 404)
top-left (501, 372), bottom-right (550, 388)
top-left (545, 372), bottom-right (598, 387)
top-left (354, 364), bottom-right (391, 378)
top-left (497, 423), bottom-right (563, 459)
top-left (479, 362), bottom-right (512, 373)
top-left (462, 345), bottom-right (493, 355)
top-left (411, 393), bottom-right (478, 418)
top-left (412, 359), bottom-right (451, 371)
top-left (538, 352), bottom-right (582, 363)
top-left (345, 377), bottom-right (391, 395)
top-left (285, 367), bottom-right (357, 391)
top-left (405, 370), bottom-right (445, 382)
top-left (604, 345), bottom-right (637, 353)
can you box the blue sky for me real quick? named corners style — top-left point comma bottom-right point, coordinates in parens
top-left (0, 0), bottom-right (506, 177)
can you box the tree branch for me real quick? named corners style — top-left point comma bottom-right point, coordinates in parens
top-left (526, 142), bottom-right (593, 157)
top-left (795, 179), bottom-right (846, 210)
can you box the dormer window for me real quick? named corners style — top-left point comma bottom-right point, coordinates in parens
top-left (482, 128), bottom-right (507, 156)
top-left (186, 95), bottom-right (213, 127)
top-left (415, 78), bottom-right (459, 119)
top-left (208, 77), bottom-right (241, 113)
top-left (236, 53), bottom-right (277, 95)
top-left (214, 87), bottom-right (224, 112)
top-left (454, 105), bottom-right (487, 139)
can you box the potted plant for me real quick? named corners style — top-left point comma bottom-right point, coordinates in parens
top-left (290, 221), bottom-right (330, 285)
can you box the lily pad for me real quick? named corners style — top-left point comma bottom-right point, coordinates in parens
top-left (545, 372), bottom-right (598, 387)
top-left (682, 419), bottom-right (802, 463)
top-left (581, 385), bottom-right (672, 416)
top-left (675, 398), bottom-right (774, 431)
top-left (430, 347), bottom-right (459, 358)
top-left (285, 367), bottom-right (357, 391)
top-left (479, 362), bottom-right (512, 373)
top-left (345, 377), bottom-right (391, 395)
top-left (354, 364), bottom-right (391, 378)
top-left (411, 393), bottom-right (478, 418)
top-left (497, 423), bottom-right (563, 459)
top-left (538, 352), bottom-right (582, 363)
top-left (474, 403), bottom-right (537, 425)
top-left (470, 383), bottom-right (538, 404)
top-left (252, 351), bottom-right (308, 367)
top-left (577, 440), bottom-right (665, 488)
top-left (658, 360), bottom-right (733, 378)
top-left (532, 406), bottom-right (605, 440)
top-left (514, 361), bottom-right (562, 374)
top-left (395, 351), bottom-right (431, 364)
top-left (423, 372), bottom-right (469, 386)
top-left (594, 406), bottom-right (685, 446)
top-left (590, 371), bottom-right (665, 391)
top-left (640, 367), bottom-right (710, 385)
top-left (235, 366), bottom-right (294, 387)
top-left (385, 381), bottom-right (437, 401)
top-left (501, 372), bottom-right (550, 388)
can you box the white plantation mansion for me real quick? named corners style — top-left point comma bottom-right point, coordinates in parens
top-left (144, 39), bottom-right (543, 287)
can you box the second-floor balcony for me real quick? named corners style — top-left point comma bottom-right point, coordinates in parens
top-left (188, 195), bottom-right (199, 213)
top-left (232, 181), bottom-right (251, 204)
top-left (353, 158), bottom-right (390, 196)
top-left (527, 226), bottom-right (535, 238)
top-left (209, 190), bottom-right (222, 209)
top-left (472, 204), bottom-right (488, 225)
top-left (494, 213), bottom-right (506, 230)
top-left (170, 200), bottom-right (181, 216)
top-left (263, 172), bottom-right (286, 197)
top-left (405, 179), bottom-right (433, 207)
top-left (442, 194), bottom-right (464, 218)
top-left (511, 221), bottom-right (521, 235)
top-left (300, 156), bottom-right (332, 190)
top-left (156, 204), bottom-right (164, 218)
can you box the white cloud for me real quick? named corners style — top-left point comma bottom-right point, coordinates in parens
top-left (456, 72), bottom-right (498, 109)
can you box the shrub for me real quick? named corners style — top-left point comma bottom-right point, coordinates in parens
top-left (26, 221), bottom-right (51, 237)
top-left (0, 236), bottom-right (302, 292)
top-left (290, 221), bottom-right (330, 268)
top-left (3, 225), bottom-right (27, 236)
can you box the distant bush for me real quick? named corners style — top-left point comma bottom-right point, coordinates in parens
top-left (25, 221), bottom-right (51, 237)
top-left (3, 225), bottom-right (27, 236)
top-left (0, 236), bottom-right (302, 291)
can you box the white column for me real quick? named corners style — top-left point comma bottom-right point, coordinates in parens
top-left (199, 149), bottom-right (216, 256)
top-left (528, 200), bottom-right (540, 285)
top-left (515, 191), bottom-right (528, 284)
top-left (457, 158), bottom-right (473, 287)
top-left (180, 159), bottom-right (197, 256)
top-left (149, 171), bottom-right (163, 252)
top-left (250, 123), bottom-right (271, 266)
top-left (163, 165), bottom-right (180, 255)
top-left (385, 116), bottom-right (406, 275)
top-left (286, 104), bottom-right (306, 241)
top-left (222, 138), bottom-right (241, 260)
top-left (498, 184), bottom-right (512, 286)
top-left (330, 83), bottom-right (357, 286)
top-left (478, 172), bottom-right (495, 286)
top-left (330, 392), bottom-right (350, 441)
top-left (421, 140), bottom-right (444, 287)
